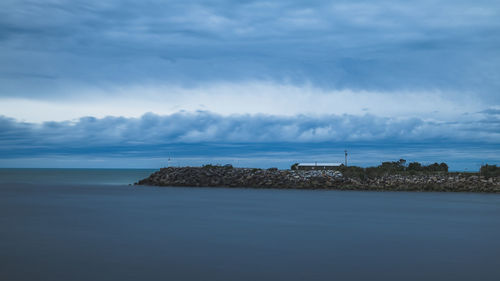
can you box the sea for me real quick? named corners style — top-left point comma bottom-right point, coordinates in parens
top-left (1, 168), bottom-right (499, 281)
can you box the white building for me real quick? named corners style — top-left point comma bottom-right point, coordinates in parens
top-left (296, 163), bottom-right (342, 170)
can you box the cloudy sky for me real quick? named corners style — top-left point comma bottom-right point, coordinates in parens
top-left (1, 0), bottom-right (499, 169)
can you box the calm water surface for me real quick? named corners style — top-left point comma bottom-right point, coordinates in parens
top-left (1, 169), bottom-right (499, 281)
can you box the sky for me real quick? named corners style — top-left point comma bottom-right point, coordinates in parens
top-left (1, 0), bottom-right (499, 169)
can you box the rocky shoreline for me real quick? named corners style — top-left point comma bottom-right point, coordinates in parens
top-left (135, 166), bottom-right (500, 193)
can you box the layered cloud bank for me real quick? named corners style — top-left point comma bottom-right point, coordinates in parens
top-left (1, 0), bottom-right (498, 168)
top-left (1, 110), bottom-right (498, 169)
top-left (1, 110), bottom-right (498, 150)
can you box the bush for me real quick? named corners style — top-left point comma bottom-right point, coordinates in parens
top-left (439, 163), bottom-right (449, 172)
top-left (365, 167), bottom-right (383, 177)
top-left (292, 159), bottom-right (451, 178)
top-left (481, 164), bottom-right (500, 177)
top-left (407, 162), bottom-right (448, 173)
top-left (407, 162), bottom-right (422, 171)
top-left (378, 160), bottom-right (406, 173)
top-left (339, 165), bottom-right (366, 179)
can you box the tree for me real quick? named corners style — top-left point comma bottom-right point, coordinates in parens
top-left (439, 163), bottom-right (448, 172)
top-left (407, 162), bottom-right (422, 171)
top-left (481, 164), bottom-right (500, 177)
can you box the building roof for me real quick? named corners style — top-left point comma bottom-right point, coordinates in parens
top-left (298, 163), bottom-right (342, 166)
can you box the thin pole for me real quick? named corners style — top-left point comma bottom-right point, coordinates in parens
top-left (344, 150), bottom-right (348, 167)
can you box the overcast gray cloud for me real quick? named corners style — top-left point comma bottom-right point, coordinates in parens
top-left (1, 111), bottom-right (498, 169)
top-left (0, 0), bottom-right (499, 102)
top-left (1, 0), bottom-right (499, 168)
top-left (1, 111), bottom-right (498, 153)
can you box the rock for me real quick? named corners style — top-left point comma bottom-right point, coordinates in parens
top-left (134, 166), bottom-right (500, 193)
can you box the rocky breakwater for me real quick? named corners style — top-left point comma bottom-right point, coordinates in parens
top-left (136, 165), bottom-right (343, 189)
top-left (135, 166), bottom-right (500, 192)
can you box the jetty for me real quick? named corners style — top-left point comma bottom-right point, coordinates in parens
top-left (136, 165), bottom-right (500, 193)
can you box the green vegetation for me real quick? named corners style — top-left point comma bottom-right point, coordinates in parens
top-left (480, 164), bottom-right (500, 178)
top-left (407, 162), bottom-right (448, 172)
top-left (338, 159), bottom-right (449, 179)
top-left (202, 164), bottom-right (233, 169)
top-left (340, 165), bottom-right (367, 179)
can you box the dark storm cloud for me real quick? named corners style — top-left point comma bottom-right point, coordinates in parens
top-left (0, 112), bottom-right (498, 158)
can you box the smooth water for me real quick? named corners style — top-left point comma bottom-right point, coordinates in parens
top-left (0, 168), bottom-right (156, 185)
top-left (1, 169), bottom-right (499, 281)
